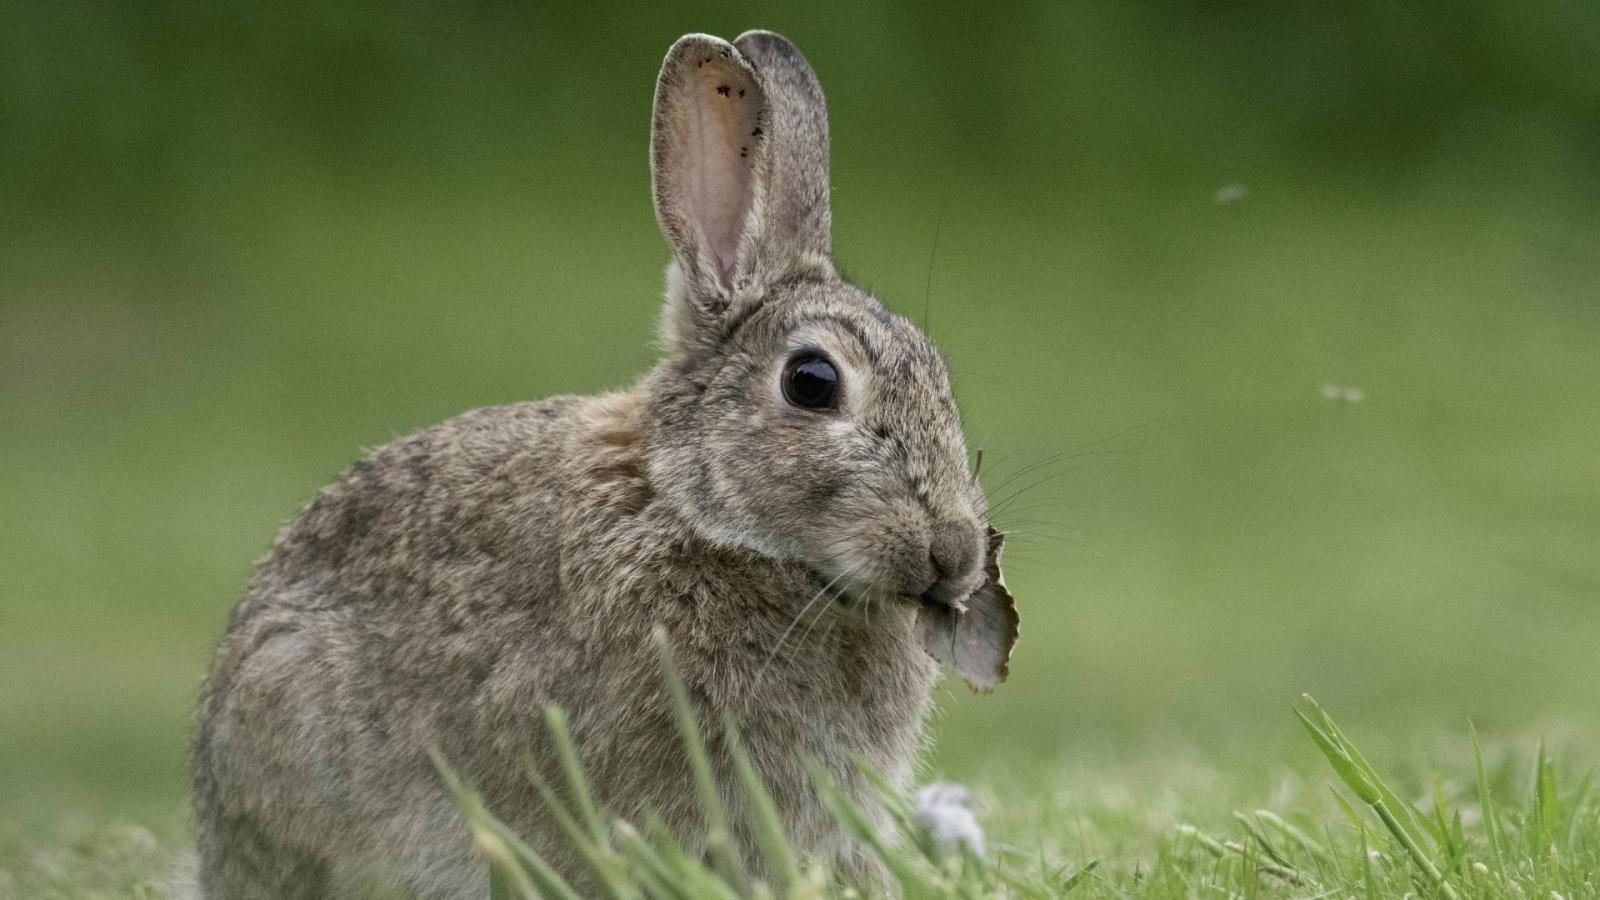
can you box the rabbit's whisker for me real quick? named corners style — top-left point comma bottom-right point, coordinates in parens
top-left (986, 462), bottom-right (1100, 518)
top-left (790, 570), bottom-right (860, 656)
top-left (756, 562), bottom-right (860, 682)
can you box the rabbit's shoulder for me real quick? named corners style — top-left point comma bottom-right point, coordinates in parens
top-left (243, 392), bottom-right (650, 606)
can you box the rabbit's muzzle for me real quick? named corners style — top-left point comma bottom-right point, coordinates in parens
top-left (919, 519), bottom-right (986, 608)
top-left (824, 492), bottom-right (989, 612)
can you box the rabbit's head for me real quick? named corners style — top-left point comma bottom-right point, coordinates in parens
top-left (645, 31), bottom-right (987, 611)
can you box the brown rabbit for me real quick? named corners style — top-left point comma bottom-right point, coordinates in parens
top-left (193, 29), bottom-right (1010, 898)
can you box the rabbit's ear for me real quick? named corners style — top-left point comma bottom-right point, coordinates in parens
top-left (651, 35), bottom-right (765, 301)
top-left (651, 32), bottom-right (832, 348)
top-left (731, 30), bottom-right (832, 285)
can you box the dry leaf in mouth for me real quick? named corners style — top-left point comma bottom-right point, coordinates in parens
top-left (915, 527), bottom-right (1019, 692)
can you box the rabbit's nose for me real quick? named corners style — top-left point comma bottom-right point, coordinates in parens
top-left (922, 520), bottom-right (982, 605)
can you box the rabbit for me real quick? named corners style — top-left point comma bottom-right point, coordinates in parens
top-left (192, 29), bottom-right (1006, 899)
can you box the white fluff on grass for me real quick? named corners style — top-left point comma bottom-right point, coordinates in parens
top-left (1214, 183), bottom-right (1249, 205)
top-left (1320, 383), bottom-right (1365, 404)
top-left (914, 782), bottom-right (986, 859)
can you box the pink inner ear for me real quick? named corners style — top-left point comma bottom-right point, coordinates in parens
top-left (681, 61), bottom-right (761, 284)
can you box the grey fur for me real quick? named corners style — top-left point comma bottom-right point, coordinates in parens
top-left (193, 30), bottom-right (990, 898)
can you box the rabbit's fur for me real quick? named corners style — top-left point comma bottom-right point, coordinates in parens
top-left (193, 30), bottom-right (991, 898)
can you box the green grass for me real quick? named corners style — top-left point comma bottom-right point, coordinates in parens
top-left (432, 650), bottom-right (1600, 899)
top-left (9, 682), bottom-right (1595, 898)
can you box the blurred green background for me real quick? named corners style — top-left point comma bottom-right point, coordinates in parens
top-left (3, 0), bottom-right (1598, 826)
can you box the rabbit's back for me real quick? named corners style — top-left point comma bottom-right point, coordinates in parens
top-left (194, 393), bottom-right (650, 894)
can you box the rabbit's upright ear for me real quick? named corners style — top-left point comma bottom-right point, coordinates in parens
top-left (651, 32), bottom-right (832, 352)
top-left (731, 30), bottom-right (832, 285)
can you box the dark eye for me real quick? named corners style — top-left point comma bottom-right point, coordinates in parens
top-left (782, 355), bottom-right (839, 410)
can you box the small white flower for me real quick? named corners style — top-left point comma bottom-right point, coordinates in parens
top-left (914, 782), bottom-right (986, 859)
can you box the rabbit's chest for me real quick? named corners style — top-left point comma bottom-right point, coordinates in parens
top-left (554, 507), bottom-right (939, 817)
top-left (696, 570), bottom-right (939, 768)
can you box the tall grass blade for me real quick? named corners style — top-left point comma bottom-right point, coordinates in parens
top-left (1564, 767), bottom-right (1594, 851)
top-left (488, 866), bottom-right (514, 900)
top-left (429, 748), bottom-right (581, 900)
top-left (722, 714), bottom-right (800, 892)
top-left (642, 814), bottom-right (744, 900)
top-left (1534, 739), bottom-right (1559, 857)
top-left (652, 628), bottom-right (749, 894)
top-left (1359, 828), bottom-right (1379, 900)
top-left (1302, 695), bottom-right (1431, 841)
top-left (521, 756), bottom-right (638, 900)
top-left (807, 759), bottom-right (936, 894)
top-left (1427, 779), bottom-right (1462, 868)
top-left (1329, 787), bottom-right (1371, 832)
top-left (1294, 706), bottom-right (1379, 804)
top-left (1469, 721), bottom-right (1506, 873)
top-left (610, 821), bottom-right (703, 900)
top-left (543, 707), bottom-right (608, 847)
top-left (1297, 696), bottom-right (1458, 899)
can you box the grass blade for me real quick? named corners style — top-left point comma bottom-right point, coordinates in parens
top-left (1297, 696), bottom-right (1458, 899)
top-left (643, 814), bottom-right (744, 900)
top-left (1533, 738), bottom-right (1558, 858)
top-left (430, 748), bottom-right (582, 900)
top-left (1295, 706), bottom-right (1379, 804)
top-left (1232, 811), bottom-right (1292, 869)
top-left (610, 821), bottom-right (702, 900)
top-left (543, 707), bottom-right (608, 847)
top-left (1359, 828), bottom-right (1378, 900)
top-left (1469, 721), bottom-right (1506, 874)
top-left (808, 759), bottom-right (937, 894)
top-left (1564, 766), bottom-right (1594, 851)
top-left (721, 714), bottom-right (800, 892)
top-left (653, 629), bottom-right (749, 894)
top-left (1253, 809), bottom-right (1333, 866)
top-left (521, 756), bottom-right (638, 900)
top-left (1179, 824), bottom-right (1310, 887)
top-left (1056, 858), bottom-right (1100, 893)
top-left (1304, 696), bottom-right (1433, 846)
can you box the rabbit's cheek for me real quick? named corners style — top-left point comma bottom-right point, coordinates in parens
top-left (831, 500), bottom-right (936, 599)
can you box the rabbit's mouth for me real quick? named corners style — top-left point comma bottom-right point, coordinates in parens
top-left (801, 567), bottom-right (965, 618)
top-left (802, 566), bottom-right (928, 615)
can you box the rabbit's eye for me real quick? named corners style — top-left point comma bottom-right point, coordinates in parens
top-left (782, 355), bottom-right (839, 410)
